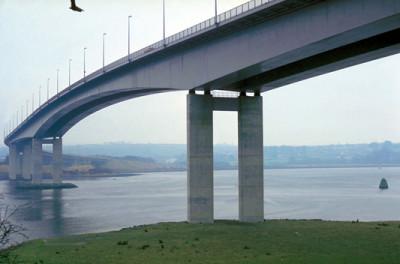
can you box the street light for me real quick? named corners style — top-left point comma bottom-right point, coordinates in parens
top-left (32, 93), bottom-right (34, 113)
top-left (39, 85), bottom-right (42, 106)
top-left (26, 100), bottom-right (29, 118)
top-left (215, 0), bottom-right (218, 25)
top-left (56, 69), bottom-right (60, 95)
top-left (83, 47), bottom-right (87, 80)
top-left (128, 15), bottom-right (132, 61)
top-left (103, 33), bottom-right (107, 72)
top-left (47, 78), bottom-right (50, 100)
top-left (69, 59), bottom-right (72, 86)
top-left (163, 0), bottom-right (166, 46)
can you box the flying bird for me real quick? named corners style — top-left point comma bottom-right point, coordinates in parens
top-left (70, 0), bottom-right (84, 12)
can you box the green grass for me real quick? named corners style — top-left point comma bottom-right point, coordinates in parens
top-left (4, 220), bottom-right (400, 264)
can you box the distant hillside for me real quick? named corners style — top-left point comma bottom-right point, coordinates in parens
top-left (2, 142), bottom-right (400, 177)
top-left (65, 141), bottom-right (400, 169)
top-left (0, 152), bottom-right (183, 179)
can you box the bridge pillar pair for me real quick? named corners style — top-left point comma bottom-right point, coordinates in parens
top-left (8, 137), bottom-right (63, 184)
top-left (187, 92), bottom-right (264, 223)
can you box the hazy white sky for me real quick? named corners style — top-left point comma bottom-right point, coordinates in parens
top-left (1, 0), bottom-right (400, 147)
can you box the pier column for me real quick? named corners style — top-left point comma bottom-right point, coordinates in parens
top-left (15, 149), bottom-right (22, 179)
top-left (31, 138), bottom-right (43, 184)
top-left (22, 142), bottom-right (32, 180)
top-left (52, 138), bottom-right (63, 184)
top-left (187, 93), bottom-right (214, 223)
top-left (238, 95), bottom-right (264, 222)
top-left (8, 145), bottom-right (17, 180)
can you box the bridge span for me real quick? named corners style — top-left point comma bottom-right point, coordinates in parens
top-left (4, 0), bottom-right (400, 223)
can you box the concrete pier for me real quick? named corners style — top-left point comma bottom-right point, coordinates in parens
top-left (187, 94), bottom-right (214, 223)
top-left (31, 138), bottom-right (43, 184)
top-left (238, 95), bottom-right (264, 222)
top-left (187, 92), bottom-right (264, 223)
top-left (15, 148), bottom-right (22, 179)
top-left (52, 138), bottom-right (63, 184)
top-left (22, 143), bottom-right (32, 180)
top-left (8, 145), bottom-right (17, 180)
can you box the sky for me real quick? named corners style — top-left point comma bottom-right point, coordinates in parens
top-left (0, 0), bottom-right (400, 147)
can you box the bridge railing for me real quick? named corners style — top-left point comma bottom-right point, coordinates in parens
top-left (5, 0), bottom-right (276, 141)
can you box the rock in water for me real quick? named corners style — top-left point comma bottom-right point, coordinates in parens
top-left (379, 178), bottom-right (389, 190)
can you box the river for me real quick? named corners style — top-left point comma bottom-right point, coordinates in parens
top-left (1, 167), bottom-right (399, 241)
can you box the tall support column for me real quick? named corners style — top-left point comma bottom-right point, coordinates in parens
top-left (15, 149), bottom-right (22, 179)
top-left (31, 138), bottom-right (43, 184)
top-left (238, 95), bottom-right (264, 222)
top-left (22, 142), bottom-right (32, 180)
top-left (8, 145), bottom-right (17, 180)
top-left (187, 93), bottom-right (214, 223)
top-left (52, 138), bottom-right (63, 184)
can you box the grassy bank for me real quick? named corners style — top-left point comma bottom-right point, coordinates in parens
top-left (5, 220), bottom-right (400, 264)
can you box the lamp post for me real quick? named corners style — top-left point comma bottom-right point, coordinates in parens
top-left (47, 78), bottom-right (50, 100)
top-left (103, 33), bottom-right (107, 72)
top-left (163, 0), bottom-right (166, 46)
top-left (69, 59), bottom-right (72, 86)
top-left (128, 15), bottom-right (132, 61)
top-left (26, 100), bottom-right (29, 118)
top-left (83, 47), bottom-right (87, 80)
top-left (32, 93), bottom-right (34, 113)
top-left (39, 85), bottom-right (42, 106)
top-left (215, 0), bottom-right (218, 25)
top-left (56, 69), bottom-right (60, 95)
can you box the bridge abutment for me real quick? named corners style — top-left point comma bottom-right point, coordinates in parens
top-left (187, 92), bottom-right (264, 223)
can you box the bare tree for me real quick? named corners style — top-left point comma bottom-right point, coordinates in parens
top-left (0, 204), bottom-right (27, 264)
top-left (0, 204), bottom-right (27, 249)
top-left (70, 0), bottom-right (84, 12)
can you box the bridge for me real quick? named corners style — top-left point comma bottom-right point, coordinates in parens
top-left (3, 0), bottom-right (400, 223)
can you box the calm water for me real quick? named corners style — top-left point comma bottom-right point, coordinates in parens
top-left (1, 167), bottom-right (400, 241)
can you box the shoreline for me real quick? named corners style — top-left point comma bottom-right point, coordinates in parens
top-left (0, 165), bottom-right (399, 181)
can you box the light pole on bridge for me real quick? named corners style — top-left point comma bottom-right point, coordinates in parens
top-left (103, 33), bottom-right (107, 72)
top-left (39, 85), bottom-right (42, 107)
top-left (83, 47), bottom-right (87, 81)
top-left (215, 0), bottom-right (218, 25)
top-left (163, 0), bottom-right (166, 46)
top-left (47, 78), bottom-right (50, 100)
top-left (56, 69), bottom-right (60, 95)
top-left (26, 100), bottom-right (29, 118)
top-left (32, 93), bottom-right (34, 113)
top-left (128, 15), bottom-right (132, 62)
top-left (69, 59), bottom-right (72, 86)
